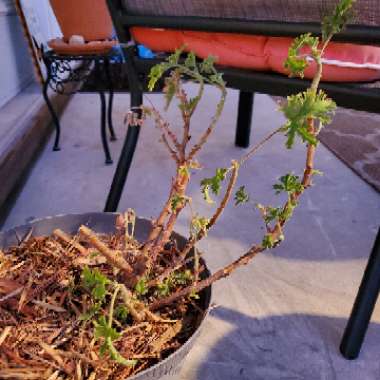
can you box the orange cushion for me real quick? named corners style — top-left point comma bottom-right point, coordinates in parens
top-left (131, 27), bottom-right (380, 82)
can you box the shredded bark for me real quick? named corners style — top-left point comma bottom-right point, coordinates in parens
top-left (0, 225), bottom-right (207, 380)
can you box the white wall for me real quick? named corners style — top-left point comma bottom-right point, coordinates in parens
top-left (0, 0), bottom-right (61, 108)
top-left (0, 0), bottom-right (34, 108)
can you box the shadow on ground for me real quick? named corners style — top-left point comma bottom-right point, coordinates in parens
top-left (195, 306), bottom-right (380, 380)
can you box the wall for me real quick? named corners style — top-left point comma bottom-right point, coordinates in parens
top-left (0, 0), bottom-right (34, 108)
top-left (0, 0), bottom-right (61, 108)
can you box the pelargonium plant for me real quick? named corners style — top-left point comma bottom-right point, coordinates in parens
top-left (0, 1), bottom-right (354, 379)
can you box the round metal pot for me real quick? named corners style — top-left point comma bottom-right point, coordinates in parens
top-left (0, 212), bottom-right (212, 380)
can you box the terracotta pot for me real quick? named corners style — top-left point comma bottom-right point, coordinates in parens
top-left (50, 0), bottom-right (114, 41)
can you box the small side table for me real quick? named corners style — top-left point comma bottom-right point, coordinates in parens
top-left (42, 50), bottom-right (118, 164)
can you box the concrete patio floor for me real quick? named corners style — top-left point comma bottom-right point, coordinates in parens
top-left (3, 86), bottom-right (380, 379)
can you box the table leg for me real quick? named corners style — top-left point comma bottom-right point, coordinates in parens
top-left (105, 58), bottom-right (117, 141)
top-left (42, 71), bottom-right (61, 151)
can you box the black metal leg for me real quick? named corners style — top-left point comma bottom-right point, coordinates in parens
top-left (235, 91), bottom-right (254, 148)
top-left (99, 88), bottom-right (113, 165)
top-left (104, 92), bottom-right (142, 212)
top-left (340, 227), bottom-right (380, 359)
top-left (42, 76), bottom-right (61, 151)
top-left (105, 58), bottom-right (117, 141)
top-left (104, 46), bottom-right (144, 212)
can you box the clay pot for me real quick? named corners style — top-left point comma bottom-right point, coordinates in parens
top-left (50, 0), bottom-right (114, 41)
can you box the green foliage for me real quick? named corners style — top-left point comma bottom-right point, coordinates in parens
top-left (190, 215), bottom-right (210, 237)
top-left (256, 204), bottom-right (282, 225)
top-left (281, 89), bottom-right (336, 148)
top-left (170, 193), bottom-right (189, 212)
top-left (163, 73), bottom-right (178, 111)
top-left (234, 186), bottom-right (250, 206)
top-left (135, 277), bottom-right (149, 296)
top-left (178, 165), bottom-right (190, 177)
top-left (200, 168), bottom-right (228, 204)
top-left (148, 49), bottom-right (224, 94)
top-left (284, 33), bottom-right (320, 78)
top-left (156, 280), bottom-right (171, 297)
top-left (106, 338), bottom-right (137, 366)
top-left (262, 234), bottom-right (275, 249)
top-left (81, 267), bottom-right (110, 301)
top-left (114, 305), bottom-right (129, 323)
top-left (281, 200), bottom-right (297, 222)
top-left (189, 289), bottom-right (200, 300)
top-left (94, 315), bottom-right (120, 342)
top-left (273, 173), bottom-right (304, 195)
top-left (200, 55), bottom-right (217, 74)
top-left (95, 316), bottom-right (136, 366)
top-left (322, 0), bottom-right (355, 42)
top-left (156, 270), bottom-right (193, 297)
top-left (172, 269), bottom-right (193, 285)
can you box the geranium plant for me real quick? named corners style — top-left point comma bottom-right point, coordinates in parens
top-left (0, 1), bottom-right (354, 379)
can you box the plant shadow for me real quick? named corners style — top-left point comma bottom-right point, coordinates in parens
top-left (191, 306), bottom-right (380, 380)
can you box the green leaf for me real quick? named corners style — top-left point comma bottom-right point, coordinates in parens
top-left (171, 194), bottom-right (185, 212)
top-left (135, 277), bottom-right (148, 296)
top-left (234, 186), bottom-right (250, 206)
top-left (163, 74), bottom-right (178, 110)
top-left (284, 33), bottom-right (320, 78)
top-left (281, 89), bottom-right (336, 148)
top-left (81, 267), bottom-right (111, 301)
top-left (189, 289), bottom-right (200, 300)
top-left (200, 168), bottom-right (228, 203)
top-left (190, 215), bottom-right (210, 237)
top-left (148, 63), bottom-right (165, 92)
top-left (200, 55), bottom-right (217, 74)
top-left (184, 51), bottom-right (197, 69)
top-left (114, 305), bottom-right (129, 323)
top-left (107, 337), bottom-right (138, 366)
top-left (262, 234), bottom-right (275, 249)
top-left (172, 270), bottom-right (193, 285)
top-left (156, 280), bottom-right (171, 297)
top-left (273, 173), bottom-right (304, 195)
top-left (322, 0), bottom-right (355, 42)
top-left (94, 316), bottom-right (120, 341)
top-left (280, 201), bottom-right (297, 222)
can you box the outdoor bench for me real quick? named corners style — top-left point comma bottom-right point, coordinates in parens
top-left (103, 0), bottom-right (380, 360)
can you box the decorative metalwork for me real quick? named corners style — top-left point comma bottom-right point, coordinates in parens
top-left (43, 52), bottom-right (115, 95)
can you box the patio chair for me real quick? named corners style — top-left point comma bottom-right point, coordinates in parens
top-left (103, 0), bottom-right (380, 359)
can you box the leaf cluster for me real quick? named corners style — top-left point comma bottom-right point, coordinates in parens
top-left (94, 316), bottom-right (137, 366)
top-left (200, 168), bottom-right (228, 204)
top-left (190, 215), bottom-right (210, 237)
top-left (234, 186), bottom-right (250, 206)
top-left (281, 89), bottom-right (336, 148)
top-left (81, 266), bottom-right (110, 301)
top-left (322, 0), bottom-right (355, 42)
top-left (156, 270), bottom-right (193, 297)
top-left (148, 48), bottom-right (224, 93)
top-left (273, 173), bottom-right (304, 195)
top-left (284, 33), bottom-right (320, 78)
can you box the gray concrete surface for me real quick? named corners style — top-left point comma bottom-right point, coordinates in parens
top-left (3, 86), bottom-right (380, 379)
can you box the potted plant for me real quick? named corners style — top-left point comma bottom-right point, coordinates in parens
top-left (0, 1), bottom-right (354, 379)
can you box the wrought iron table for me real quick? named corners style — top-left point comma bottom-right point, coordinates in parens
top-left (42, 50), bottom-right (118, 164)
